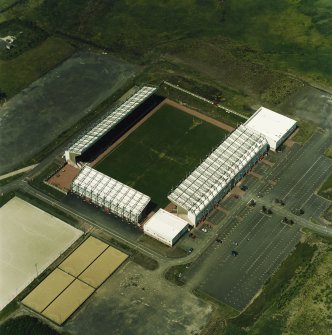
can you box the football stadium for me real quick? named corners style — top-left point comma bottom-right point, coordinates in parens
top-left (60, 85), bottom-right (296, 246)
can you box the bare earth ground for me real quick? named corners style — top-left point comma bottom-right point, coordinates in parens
top-left (278, 86), bottom-right (332, 130)
top-left (64, 261), bottom-right (213, 335)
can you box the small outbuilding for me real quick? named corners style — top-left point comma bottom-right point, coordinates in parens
top-left (244, 107), bottom-right (297, 151)
top-left (143, 209), bottom-right (188, 247)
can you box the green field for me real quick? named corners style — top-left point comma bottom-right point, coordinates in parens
top-left (0, 20), bottom-right (48, 60)
top-left (0, 0), bottom-right (330, 111)
top-left (5, 0), bottom-right (331, 91)
top-left (325, 145), bottom-right (332, 159)
top-left (95, 104), bottom-right (228, 208)
top-left (0, 36), bottom-right (75, 97)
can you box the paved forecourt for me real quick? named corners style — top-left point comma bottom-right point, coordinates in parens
top-left (0, 197), bottom-right (83, 311)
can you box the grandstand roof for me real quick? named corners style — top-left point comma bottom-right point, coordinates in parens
top-left (71, 166), bottom-right (150, 223)
top-left (67, 86), bottom-right (156, 155)
top-left (244, 107), bottom-right (297, 145)
top-left (168, 125), bottom-right (267, 216)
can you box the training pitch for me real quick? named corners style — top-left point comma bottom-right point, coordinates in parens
top-left (23, 236), bottom-right (128, 325)
top-left (94, 103), bottom-right (228, 208)
top-left (0, 197), bottom-right (83, 311)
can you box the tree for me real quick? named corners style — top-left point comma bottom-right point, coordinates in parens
top-left (0, 91), bottom-right (7, 101)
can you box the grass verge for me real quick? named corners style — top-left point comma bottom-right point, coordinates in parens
top-left (0, 36), bottom-right (75, 98)
top-left (0, 315), bottom-right (61, 335)
top-left (139, 235), bottom-right (188, 258)
top-left (292, 120), bottom-right (317, 144)
top-left (164, 263), bottom-right (191, 286)
top-left (232, 242), bottom-right (317, 328)
top-left (131, 252), bottom-right (159, 271)
top-left (324, 145), bottom-right (332, 159)
top-left (318, 172), bottom-right (332, 201)
top-left (0, 172), bottom-right (25, 187)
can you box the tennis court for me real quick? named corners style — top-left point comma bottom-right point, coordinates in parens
top-left (22, 268), bottom-right (74, 313)
top-left (79, 246), bottom-right (128, 288)
top-left (22, 236), bottom-right (128, 325)
top-left (59, 236), bottom-right (108, 277)
top-left (42, 279), bottom-right (94, 325)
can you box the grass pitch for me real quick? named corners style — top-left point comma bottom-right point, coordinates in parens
top-left (95, 104), bottom-right (228, 208)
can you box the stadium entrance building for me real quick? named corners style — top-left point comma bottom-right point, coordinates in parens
top-left (244, 107), bottom-right (297, 151)
top-left (143, 209), bottom-right (188, 247)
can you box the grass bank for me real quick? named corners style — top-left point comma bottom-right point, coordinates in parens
top-left (318, 172), bottom-right (332, 201)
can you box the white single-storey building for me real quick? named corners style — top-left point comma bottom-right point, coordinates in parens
top-left (244, 107), bottom-right (297, 151)
top-left (143, 209), bottom-right (188, 247)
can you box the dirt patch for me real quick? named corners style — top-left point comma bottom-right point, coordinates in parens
top-left (64, 261), bottom-right (213, 335)
top-left (0, 52), bottom-right (136, 174)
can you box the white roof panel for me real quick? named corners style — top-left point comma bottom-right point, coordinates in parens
top-left (67, 86), bottom-right (156, 155)
top-left (71, 166), bottom-right (150, 223)
top-left (168, 125), bottom-right (268, 216)
top-left (143, 209), bottom-right (188, 241)
top-left (244, 107), bottom-right (296, 144)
